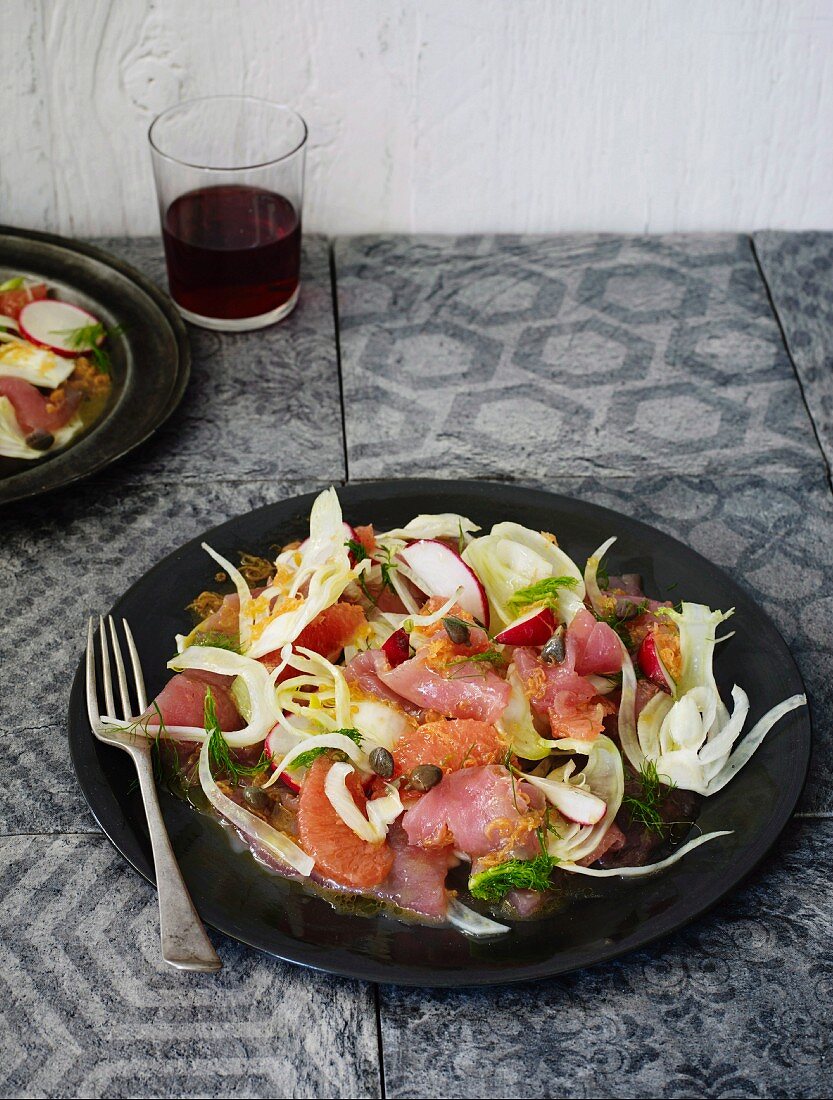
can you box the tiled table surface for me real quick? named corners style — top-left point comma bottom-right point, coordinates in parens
top-left (2, 232), bottom-right (831, 1099)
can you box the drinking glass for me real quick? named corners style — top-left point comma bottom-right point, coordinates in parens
top-left (149, 96), bottom-right (307, 331)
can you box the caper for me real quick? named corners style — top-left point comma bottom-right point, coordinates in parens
top-left (369, 746), bottom-right (394, 779)
top-left (541, 625), bottom-right (566, 665)
top-left (242, 785), bottom-right (271, 811)
top-left (24, 429), bottom-right (54, 451)
top-left (408, 763), bottom-right (443, 792)
top-left (443, 616), bottom-right (471, 645)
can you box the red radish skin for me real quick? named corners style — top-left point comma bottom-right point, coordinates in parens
top-left (18, 299), bottom-right (102, 358)
top-left (264, 726), bottom-right (303, 791)
top-left (494, 607), bottom-right (556, 646)
top-left (381, 627), bottom-right (410, 668)
top-left (638, 633), bottom-right (672, 691)
top-left (398, 539), bottom-right (489, 627)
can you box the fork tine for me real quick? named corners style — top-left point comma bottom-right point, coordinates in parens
top-left (122, 619), bottom-right (148, 713)
top-left (99, 615), bottom-right (116, 717)
top-left (108, 616), bottom-right (133, 721)
top-left (86, 617), bottom-right (100, 728)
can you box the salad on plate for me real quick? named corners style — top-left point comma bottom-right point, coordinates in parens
top-left (0, 276), bottom-right (115, 461)
top-left (112, 488), bottom-right (806, 936)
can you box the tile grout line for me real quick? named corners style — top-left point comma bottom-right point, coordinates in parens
top-left (373, 982), bottom-right (387, 1100)
top-left (328, 240), bottom-right (351, 486)
top-left (749, 235), bottom-right (833, 496)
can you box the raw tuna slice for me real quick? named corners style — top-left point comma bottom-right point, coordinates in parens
top-left (0, 375), bottom-right (81, 434)
top-left (380, 653), bottom-right (510, 723)
top-left (345, 650), bottom-right (421, 712)
top-left (577, 822), bottom-right (627, 867)
top-left (513, 646), bottom-right (608, 742)
top-left (566, 609), bottom-right (623, 676)
top-left (402, 764), bottom-right (543, 859)
top-left (373, 824), bottom-right (456, 920)
top-left (144, 670), bottom-right (242, 731)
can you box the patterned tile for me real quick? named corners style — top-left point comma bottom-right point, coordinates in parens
top-left (335, 234), bottom-right (820, 480)
top-left (89, 235), bottom-right (344, 485)
top-left (0, 476), bottom-right (330, 834)
top-left (754, 231), bottom-right (833, 472)
top-left (379, 819), bottom-right (832, 1100)
top-left (0, 834), bottom-right (379, 1100)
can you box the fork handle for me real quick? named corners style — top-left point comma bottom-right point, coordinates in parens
top-left (131, 745), bottom-right (222, 972)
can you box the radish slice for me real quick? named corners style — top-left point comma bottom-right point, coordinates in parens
top-left (265, 722), bottom-right (302, 790)
top-left (524, 772), bottom-right (607, 825)
top-left (638, 633), bottom-right (672, 691)
top-left (18, 299), bottom-right (101, 358)
top-left (494, 607), bottom-right (556, 646)
top-left (381, 627), bottom-right (410, 668)
top-left (398, 539), bottom-right (489, 626)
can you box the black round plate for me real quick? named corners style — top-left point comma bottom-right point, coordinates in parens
top-left (0, 225), bottom-right (189, 505)
top-left (68, 481), bottom-right (810, 986)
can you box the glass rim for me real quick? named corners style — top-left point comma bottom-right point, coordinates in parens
top-left (148, 95), bottom-right (308, 172)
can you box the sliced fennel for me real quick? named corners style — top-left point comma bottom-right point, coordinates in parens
top-left (541, 735), bottom-right (625, 864)
top-left (584, 536), bottom-right (617, 617)
top-left (350, 697), bottom-right (414, 750)
top-left (324, 761), bottom-right (402, 842)
top-left (380, 513), bottom-right (480, 543)
top-left (560, 830), bottom-right (732, 877)
top-left (167, 646), bottom-right (279, 747)
top-left (635, 602), bottom-right (807, 795)
top-left (247, 491), bottom-right (356, 658)
top-left (463, 521), bottom-right (585, 627)
top-left (198, 738), bottom-right (314, 876)
top-left (447, 898), bottom-right (510, 936)
top-left (497, 665), bottom-right (557, 760)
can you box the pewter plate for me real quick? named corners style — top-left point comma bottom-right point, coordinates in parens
top-left (0, 225), bottom-right (189, 505)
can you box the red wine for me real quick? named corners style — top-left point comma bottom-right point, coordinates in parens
top-left (162, 185), bottom-right (301, 320)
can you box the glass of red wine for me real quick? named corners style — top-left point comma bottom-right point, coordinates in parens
top-left (149, 96), bottom-right (307, 331)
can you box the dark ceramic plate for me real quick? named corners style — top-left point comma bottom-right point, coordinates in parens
top-left (0, 225), bottom-right (189, 505)
top-left (68, 481), bottom-right (810, 986)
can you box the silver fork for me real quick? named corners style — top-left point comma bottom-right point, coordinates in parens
top-left (86, 616), bottom-right (222, 972)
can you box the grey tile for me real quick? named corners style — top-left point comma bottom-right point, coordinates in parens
top-left (379, 819), bottom-right (832, 1100)
top-left (536, 468), bottom-right (831, 815)
top-left (88, 235), bottom-right (344, 485)
top-left (0, 834), bottom-right (379, 1100)
top-left (335, 233), bottom-right (821, 480)
top-left (754, 231), bottom-right (833, 473)
top-left (0, 477), bottom-right (331, 834)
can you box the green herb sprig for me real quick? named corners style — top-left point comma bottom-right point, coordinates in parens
top-left (508, 576), bottom-right (579, 613)
top-left (469, 852), bottom-right (559, 902)
top-left (623, 759), bottom-right (676, 837)
top-left (55, 321), bottom-right (123, 374)
top-left (204, 688), bottom-right (269, 784)
top-left (286, 727), bottom-right (363, 772)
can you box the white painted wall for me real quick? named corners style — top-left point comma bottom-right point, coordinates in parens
top-left (1, 0), bottom-right (831, 238)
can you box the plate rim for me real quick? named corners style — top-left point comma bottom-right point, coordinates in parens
top-left (67, 478), bottom-right (812, 986)
top-left (0, 223), bottom-right (190, 505)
